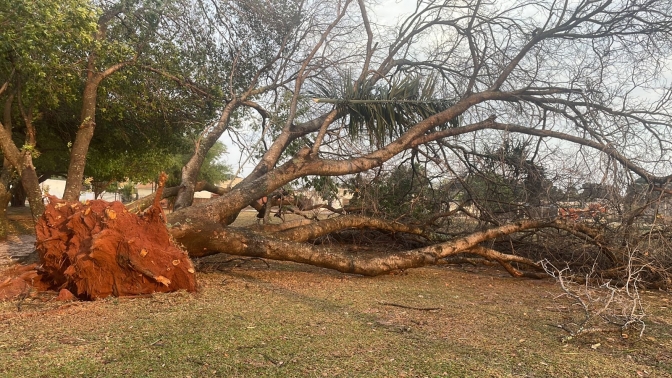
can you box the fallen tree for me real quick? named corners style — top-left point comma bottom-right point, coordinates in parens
top-left (2, 0), bottom-right (672, 298)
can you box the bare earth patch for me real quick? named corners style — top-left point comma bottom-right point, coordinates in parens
top-left (0, 256), bottom-right (670, 377)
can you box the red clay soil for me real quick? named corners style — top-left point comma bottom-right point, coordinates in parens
top-left (29, 196), bottom-right (197, 300)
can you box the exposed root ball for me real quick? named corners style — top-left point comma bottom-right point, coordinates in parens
top-left (35, 196), bottom-right (196, 299)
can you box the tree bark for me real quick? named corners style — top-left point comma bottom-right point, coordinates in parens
top-left (62, 77), bottom-right (99, 202)
top-left (0, 95), bottom-right (45, 218)
top-left (0, 95), bottom-right (13, 238)
top-left (272, 214), bottom-right (431, 242)
top-left (0, 165), bottom-right (12, 240)
top-left (174, 101), bottom-right (239, 211)
top-left (9, 182), bottom-right (25, 207)
top-left (0, 192), bottom-right (10, 240)
top-left (18, 156), bottom-right (45, 218)
top-left (170, 218), bottom-right (551, 276)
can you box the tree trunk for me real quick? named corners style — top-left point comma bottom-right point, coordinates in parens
top-left (0, 191), bottom-right (10, 240)
top-left (63, 79), bottom-right (99, 202)
top-left (19, 154), bottom-right (45, 218)
top-left (2, 160), bottom-right (45, 218)
top-left (0, 165), bottom-right (12, 240)
top-left (174, 102), bottom-right (239, 211)
top-left (170, 218), bottom-right (549, 276)
top-left (93, 181), bottom-right (110, 199)
top-left (172, 162), bottom-right (199, 211)
top-left (62, 8), bottom-right (132, 201)
top-left (0, 99), bottom-right (45, 217)
top-left (10, 181), bottom-right (26, 207)
top-left (0, 98), bottom-right (14, 237)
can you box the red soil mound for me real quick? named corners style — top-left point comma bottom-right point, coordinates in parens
top-left (34, 196), bottom-right (197, 300)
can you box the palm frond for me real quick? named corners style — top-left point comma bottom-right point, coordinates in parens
top-left (311, 73), bottom-right (459, 146)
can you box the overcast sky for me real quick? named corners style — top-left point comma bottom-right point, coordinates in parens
top-left (222, 0), bottom-right (417, 177)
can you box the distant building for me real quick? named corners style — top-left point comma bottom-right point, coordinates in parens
top-left (40, 178), bottom-right (101, 202)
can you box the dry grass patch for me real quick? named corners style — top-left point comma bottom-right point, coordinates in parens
top-left (0, 207), bottom-right (670, 376)
top-left (0, 259), bottom-right (670, 377)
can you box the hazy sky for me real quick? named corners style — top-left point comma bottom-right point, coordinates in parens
top-left (222, 0), bottom-right (417, 177)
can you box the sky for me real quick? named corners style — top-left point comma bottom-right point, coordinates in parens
top-left (220, 0), bottom-right (417, 177)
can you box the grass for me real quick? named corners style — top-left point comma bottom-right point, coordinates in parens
top-left (1, 262), bottom-right (671, 377)
top-left (0, 207), bottom-right (671, 377)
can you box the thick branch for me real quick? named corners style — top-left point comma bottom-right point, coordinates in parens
top-left (126, 182), bottom-right (230, 214)
top-left (273, 214), bottom-right (431, 242)
top-left (171, 219), bottom-right (551, 276)
top-left (468, 246), bottom-right (546, 279)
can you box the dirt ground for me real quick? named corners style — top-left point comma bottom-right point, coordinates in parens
top-left (0, 207), bottom-right (671, 377)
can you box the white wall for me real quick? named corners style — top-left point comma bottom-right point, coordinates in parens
top-left (41, 179), bottom-right (114, 202)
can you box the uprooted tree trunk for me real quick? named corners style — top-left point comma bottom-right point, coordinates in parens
top-left (168, 214), bottom-right (585, 277)
top-left (5, 175), bottom-right (657, 301)
top-left (30, 175), bottom-right (197, 300)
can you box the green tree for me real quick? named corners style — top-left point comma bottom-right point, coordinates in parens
top-left (166, 141), bottom-right (232, 188)
top-left (0, 0), bottom-right (98, 235)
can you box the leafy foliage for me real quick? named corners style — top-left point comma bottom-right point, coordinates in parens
top-left (164, 141), bottom-right (232, 187)
top-left (0, 0), bottom-right (98, 104)
top-left (300, 176), bottom-right (340, 204)
top-left (347, 165), bottom-right (446, 222)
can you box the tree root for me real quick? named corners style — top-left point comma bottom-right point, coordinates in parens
top-left (33, 173), bottom-right (197, 300)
